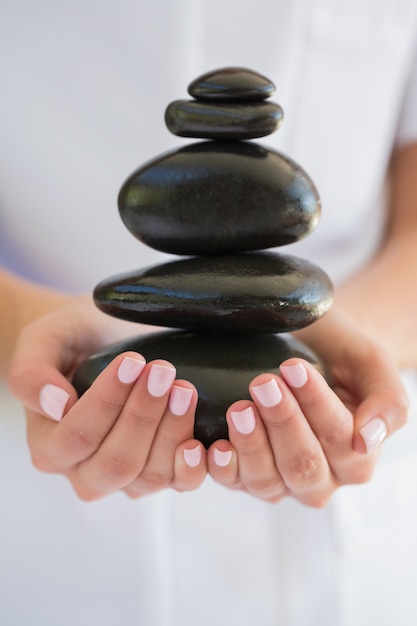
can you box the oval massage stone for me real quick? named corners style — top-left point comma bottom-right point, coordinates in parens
top-left (118, 141), bottom-right (321, 255)
top-left (165, 100), bottom-right (283, 140)
top-left (188, 67), bottom-right (276, 101)
top-left (72, 330), bottom-right (327, 448)
top-left (94, 253), bottom-right (333, 333)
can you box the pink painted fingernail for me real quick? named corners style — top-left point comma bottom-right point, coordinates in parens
top-left (360, 417), bottom-right (387, 454)
top-left (230, 406), bottom-right (256, 434)
top-left (252, 378), bottom-right (282, 407)
top-left (39, 384), bottom-right (70, 422)
top-left (147, 364), bottom-right (176, 397)
top-left (169, 385), bottom-right (193, 416)
top-left (213, 448), bottom-right (232, 467)
top-left (117, 356), bottom-right (146, 384)
top-left (183, 445), bottom-right (201, 467)
top-left (280, 362), bottom-right (308, 388)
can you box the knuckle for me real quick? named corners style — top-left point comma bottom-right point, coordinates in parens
top-left (98, 452), bottom-right (139, 483)
top-left (72, 484), bottom-right (102, 502)
top-left (319, 421), bottom-right (350, 450)
top-left (123, 407), bottom-right (160, 430)
top-left (246, 477), bottom-right (284, 500)
top-left (172, 476), bottom-right (205, 493)
top-left (7, 361), bottom-right (32, 396)
top-left (137, 470), bottom-right (173, 493)
top-left (93, 394), bottom-right (123, 418)
top-left (124, 488), bottom-right (142, 499)
top-left (301, 491), bottom-right (332, 509)
top-left (286, 450), bottom-right (323, 487)
top-left (346, 462), bottom-right (375, 485)
top-left (60, 423), bottom-right (99, 457)
top-left (31, 451), bottom-right (56, 474)
top-left (263, 408), bottom-right (296, 430)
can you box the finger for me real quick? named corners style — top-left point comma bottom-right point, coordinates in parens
top-left (27, 351), bottom-right (147, 475)
top-left (71, 359), bottom-right (177, 500)
top-left (324, 338), bottom-right (409, 454)
top-left (207, 440), bottom-right (241, 490)
top-left (249, 368), bottom-right (333, 506)
top-left (27, 352), bottom-right (145, 472)
top-left (7, 295), bottom-right (137, 420)
top-left (353, 388), bottom-right (409, 454)
top-left (348, 351), bottom-right (409, 455)
top-left (124, 439), bottom-right (207, 497)
top-left (173, 440), bottom-right (207, 492)
top-left (226, 400), bottom-right (287, 503)
top-left (279, 359), bottom-right (354, 461)
top-left (125, 381), bottom-right (198, 497)
top-left (277, 359), bottom-right (392, 486)
top-left (8, 303), bottom-right (93, 417)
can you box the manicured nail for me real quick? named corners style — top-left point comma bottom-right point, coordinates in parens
top-left (169, 385), bottom-right (193, 416)
top-left (39, 384), bottom-right (70, 422)
top-left (252, 378), bottom-right (282, 407)
top-left (280, 362), bottom-right (308, 388)
top-left (147, 363), bottom-right (176, 397)
top-left (230, 406), bottom-right (256, 434)
top-left (360, 417), bottom-right (387, 454)
top-left (213, 448), bottom-right (232, 467)
top-left (183, 445), bottom-right (201, 467)
top-left (117, 356), bottom-right (146, 384)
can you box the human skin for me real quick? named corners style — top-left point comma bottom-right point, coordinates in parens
top-left (207, 144), bottom-right (417, 504)
top-left (4, 143), bottom-right (416, 505)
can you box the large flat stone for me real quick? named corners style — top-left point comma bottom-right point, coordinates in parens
top-left (94, 253), bottom-right (333, 333)
top-left (72, 330), bottom-right (327, 448)
top-left (165, 100), bottom-right (283, 139)
top-left (118, 141), bottom-right (321, 255)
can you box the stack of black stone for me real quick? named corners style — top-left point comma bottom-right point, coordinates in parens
top-left (73, 68), bottom-right (333, 448)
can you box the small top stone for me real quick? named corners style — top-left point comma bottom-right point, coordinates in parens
top-left (188, 67), bottom-right (275, 102)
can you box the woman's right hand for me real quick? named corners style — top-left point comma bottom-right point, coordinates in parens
top-left (7, 295), bottom-right (206, 500)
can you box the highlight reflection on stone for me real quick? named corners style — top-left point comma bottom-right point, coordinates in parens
top-left (165, 100), bottom-right (283, 139)
top-left (72, 330), bottom-right (326, 448)
top-left (188, 67), bottom-right (276, 101)
top-left (94, 253), bottom-right (333, 333)
top-left (118, 141), bottom-right (321, 255)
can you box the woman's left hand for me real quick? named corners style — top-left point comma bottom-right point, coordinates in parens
top-left (207, 308), bottom-right (409, 506)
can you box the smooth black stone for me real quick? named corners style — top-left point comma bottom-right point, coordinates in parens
top-left (118, 141), bottom-right (321, 255)
top-left (165, 100), bottom-right (283, 140)
top-left (188, 67), bottom-right (275, 102)
top-left (72, 330), bottom-right (327, 448)
top-left (94, 253), bottom-right (333, 333)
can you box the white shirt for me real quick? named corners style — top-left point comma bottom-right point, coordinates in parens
top-left (1, 2), bottom-right (417, 625)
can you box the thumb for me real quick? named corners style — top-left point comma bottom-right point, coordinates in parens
top-left (7, 315), bottom-right (80, 420)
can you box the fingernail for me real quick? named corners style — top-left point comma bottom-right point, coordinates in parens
top-left (230, 406), bottom-right (256, 435)
top-left (252, 378), bottom-right (282, 407)
top-left (39, 384), bottom-right (70, 422)
top-left (280, 362), bottom-right (308, 388)
top-left (169, 385), bottom-right (193, 416)
top-left (360, 417), bottom-right (387, 454)
top-left (213, 448), bottom-right (232, 467)
top-left (147, 364), bottom-right (176, 397)
top-left (117, 356), bottom-right (146, 384)
top-left (183, 445), bottom-right (201, 467)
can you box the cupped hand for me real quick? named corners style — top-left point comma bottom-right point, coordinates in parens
top-left (8, 295), bottom-right (206, 500)
top-left (207, 308), bottom-right (409, 506)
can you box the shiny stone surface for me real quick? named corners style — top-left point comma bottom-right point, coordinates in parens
top-left (165, 100), bottom-right (283, 139)
top-left (94, 253), bottom-right (333, 333)
top-left (188, 67), bottom-right (275, 101)
top-left (118, 141), bottom-right (321, 255)
top-left (72, 330), bottom-right (326, 448)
